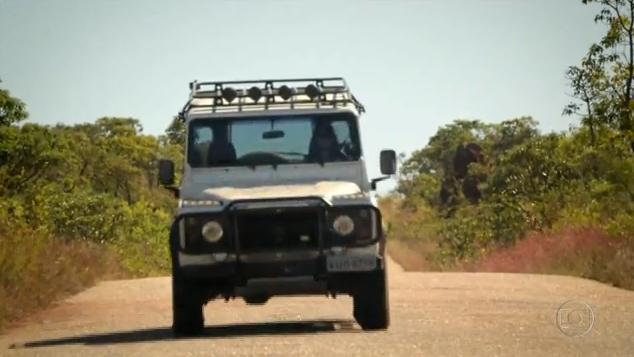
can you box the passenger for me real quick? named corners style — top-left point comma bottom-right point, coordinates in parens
top-left (208, 124), bottom-right (237, 165)
top-left (308, 122), bottom-right (345, 162)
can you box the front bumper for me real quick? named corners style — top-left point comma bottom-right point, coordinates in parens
top-left (177, 244), bottom-right (383, 280)
top-left (171, 197), bottom-right (386, 297)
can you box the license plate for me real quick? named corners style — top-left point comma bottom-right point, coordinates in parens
top-left (326, 255), bottom-right (376, 272)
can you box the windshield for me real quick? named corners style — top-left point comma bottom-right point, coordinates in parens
top-left (187, 112), bottom-right (361, 168)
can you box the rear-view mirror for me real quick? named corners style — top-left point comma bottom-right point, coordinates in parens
top-left (262, 130), bottom-right (285, 140)
top-left (158, 159), bottom-right (175, 186)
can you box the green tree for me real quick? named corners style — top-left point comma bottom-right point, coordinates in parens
top-left (400, 120), bottom-right (487, 180)
top-left (164, 116), bottom-right (186, 147)
top-left (0, 124), bottom-right (67, 195)
top-left (0, 80), bottom-right (28, 126)
top-left (565, 0), bottom-right (634, 147)
top-left (398, 118), bottom-right (539, 208)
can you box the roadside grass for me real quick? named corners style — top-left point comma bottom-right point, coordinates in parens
top-left (387, 221), bottom-right (634, 290)
top-left (0, 199), bottom-right (171, 332)
top-left (382, 193), bottom-right (634, 290)
top-left (388, 239), bottom-right (442, 271)
top-left (0, 226), bottom-right (127, 331)
top-left (463, 229), bottom-right (611, 273)
top-left (381, 195), bottom-right (445, 271)
top-left (465, 228), bottom-right (634, 290)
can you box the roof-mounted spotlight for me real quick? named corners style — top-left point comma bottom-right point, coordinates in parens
top-left (247, 86), bottom-right (262, 102)
top-left (222, 87), bottom-right (238, 103)
top-left (305, 84), bottom-right (322, 100)
top-left (278, 85), bottom-right (296, 101)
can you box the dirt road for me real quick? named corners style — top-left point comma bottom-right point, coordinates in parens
top-left (2, 258), bottom-right (633, 356)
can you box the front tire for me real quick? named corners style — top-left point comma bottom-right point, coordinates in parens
top-left (353, 268), bottom-right (390, 330)
top-left (172, 273), bottom-right (204, 336)
top-left (170, 222), bottom-right (204, 336)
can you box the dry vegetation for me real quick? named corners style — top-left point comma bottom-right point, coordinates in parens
top-left (383, 194), bottom-right (634, 290)
top-left (0, 225), bottom-right (127, 330)
top-left (465, 229), bottom-right (634, 290)
top-left (388, 239), bottom-right (439, 271)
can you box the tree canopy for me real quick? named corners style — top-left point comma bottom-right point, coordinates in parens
top-left (0, 80), bottom-right (28, 126)
top-left (392, 2), bottom-right (634, 260)
top-left (565, 0), bottom-right (634, 148)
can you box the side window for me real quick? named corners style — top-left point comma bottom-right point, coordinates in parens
top-left (331, 120), bottom-right (359, 159)
top-left (189, 125), bottom-right (213, 167)
top-left (331, 121), bottom-right (350, 143)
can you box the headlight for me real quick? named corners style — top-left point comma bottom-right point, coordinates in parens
top-left (333, 215), bottom-right (355, 236)
top-left (201, 221), bottom-right (223, 243)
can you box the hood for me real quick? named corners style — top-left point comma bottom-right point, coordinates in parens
top-left (199, 181), bottom-right (362, 202)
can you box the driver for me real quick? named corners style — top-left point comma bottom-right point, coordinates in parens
top-left (308, 121), bottom-right (345, 162)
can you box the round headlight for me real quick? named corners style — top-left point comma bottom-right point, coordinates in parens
top-left (333, 215), bottom-right (355, 236)
top-left (201, 221), bottom-right (223, 243)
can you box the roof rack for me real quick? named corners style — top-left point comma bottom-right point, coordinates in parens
top-left (179, 77), bottom-right (365, 119)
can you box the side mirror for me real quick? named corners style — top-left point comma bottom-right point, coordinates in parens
top-left (380, 150), bottom-right (397, 175)
top-left (371, 149), bottom-right (397, 190)
top-left (158, 159), bottom-right (175, 186)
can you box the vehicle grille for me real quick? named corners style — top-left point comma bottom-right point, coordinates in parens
top-left (236, 209), bottom-right (319, 252)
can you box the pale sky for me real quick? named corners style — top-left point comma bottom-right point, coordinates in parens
top-left (0, 0), bottom-right (605, 186)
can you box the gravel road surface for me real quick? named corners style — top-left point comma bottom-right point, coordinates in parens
top-left (2, 258), bottom-right (633, 356)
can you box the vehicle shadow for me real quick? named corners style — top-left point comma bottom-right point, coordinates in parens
top-left (9, 319), bottom-right (357, 349)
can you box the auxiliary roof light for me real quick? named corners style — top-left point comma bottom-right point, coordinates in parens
top-left (222, 87), bottom-right (238, 103)
top-left (278, 85), bottom-right (295, 100)
top-left (305, 84), bottom-right (322, 100)
top-left (247, 86), bottom-right (262, 102)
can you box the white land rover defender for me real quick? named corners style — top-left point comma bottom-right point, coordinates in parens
top-left (158, 78), bottom-right (397, 335)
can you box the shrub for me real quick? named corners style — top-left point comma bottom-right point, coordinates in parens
top-left (0, 203), bottom-right (124, 330)
top-left (110, 201), bottom-right (171, 276)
